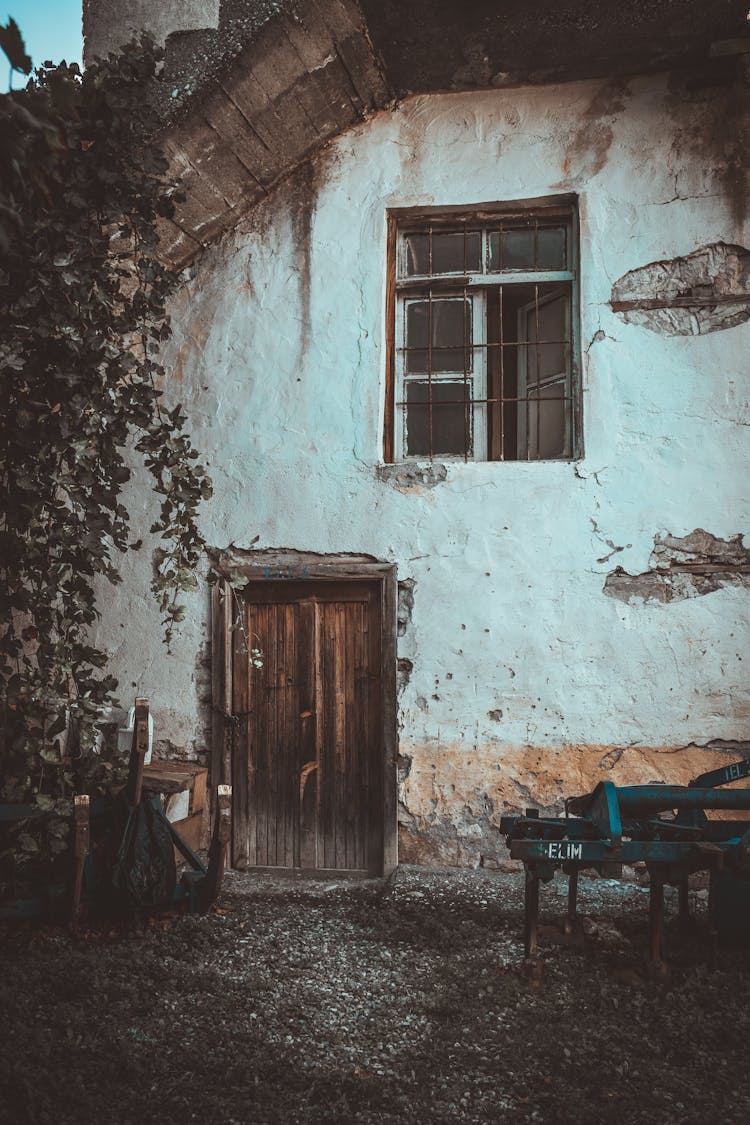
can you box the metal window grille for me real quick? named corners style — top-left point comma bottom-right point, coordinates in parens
top-left (391, 204), bottom-right (580, 462)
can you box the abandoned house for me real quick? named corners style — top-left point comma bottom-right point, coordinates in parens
top-left (82, 1), bottom-right (750, 876)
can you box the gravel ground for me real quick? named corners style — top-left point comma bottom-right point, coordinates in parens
top-left (2, 864), bottom-right (749, 1125)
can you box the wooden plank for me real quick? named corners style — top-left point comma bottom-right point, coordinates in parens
top-left (281, 603), bottom-right (296, 868)
top-left (280, 11), bottom-right (361, 133)
top-left (299, 598), bottom-right (318, 868)
top-left (344, 601), bottom-right (358, 869)
top-left (309, 0), bottom-right (392, 109)
top-left (252, 15), bottom-right (355, 140)
top-left (318, 601), bottom-right (330, 868)
top-left (288, 60), bottom-right (357, 139)
top-left (334, 32), bottom-right (391, 111)
top-left (220, 64), bottom-right (308, 167)
top-left (201, 87), bottom-right (282, 187)
top-left (246, 22), bottom-right (326, 154)
top-left (354, 598), bottom-right (367, 870)
top-left (333, 603), bottom-right (347, 870)
top-left (232, 603), bottom-right (250, 870)
top-left (366, 589), bottom-right (383, 876)
top-left (381, 567), bottom-right (399, 875)
top-left (155, 214), bottom-right (203, 267)
top-left (215, 553), bottom-right (392, 580)
top-left (268, 602), bottom-right (280, 867)
top-left (168, 115), bottom-right (256, 211)
top-left (346, 604), bottom-right (355, 872)
top-left (161, 136), bottom-right (232, 232)
top-left (210, 581), bottom-right (223, 792)
top-left (254, 603), bottom-right (270, 867)
top-left (191, 768), bottom-right (207, 816)
top-left (201, 90), bottom-right (277, 189)
top-left (239, 580), bottom-right (374, 604)
top-left (384, 214), bottom-right (397, 463)
top-left (171, 810), bottom-right (204, 860)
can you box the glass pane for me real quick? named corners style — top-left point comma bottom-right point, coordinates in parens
top-left (487, 232), bottom-right (500, 272)
top-left (488, 227), bottom-right (567, 271)
top-left (465, 231), bottom-right (481, 272)
top-left (501, 229), bottom-right (535, 270)
top-left (537, 227), bottom-right (566, 270)
top-left (405, 233), bottom-right (429, 275)
top-left (405, 298), bottom-right (472, 373)
top-left (431, 232), bottom-right (465, 274)
top-left (526, 341), bottom-right (566, 383)
top-left (528, 386), bottom-right (566, 459)
top-left (406, 382), bottom-right (470, 457)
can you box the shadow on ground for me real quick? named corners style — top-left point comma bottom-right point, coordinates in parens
top-left (1, 865), bottom-right (748, 1124)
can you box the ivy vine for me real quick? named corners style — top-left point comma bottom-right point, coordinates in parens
top-left (0, 26), bottom-right (212, 867)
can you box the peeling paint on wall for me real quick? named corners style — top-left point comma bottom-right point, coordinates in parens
top-left (397, 657), bottom-right (414, 694)
top-left (611, 243), bottom-right (750, 335)
top-left (604, 529), bottom-right (750, 604)
top-left (376, 462), bottom-right (448, 490)
top-left (397, 579), bottom-right (415, 637)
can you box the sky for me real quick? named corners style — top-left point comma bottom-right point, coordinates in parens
top-left (6, 0), bottom-right (82, 86)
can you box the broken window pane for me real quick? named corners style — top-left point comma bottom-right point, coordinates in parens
top-left (405, 298), bottom-right (472, 373)
top-left (406, 382), bottom-right (470, 457)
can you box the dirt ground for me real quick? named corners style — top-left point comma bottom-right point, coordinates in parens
top-left (2, 864), bottom-right (749, 1125)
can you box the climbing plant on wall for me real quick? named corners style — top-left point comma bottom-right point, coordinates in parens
top-left (0, 25), bottom-right (212, 866)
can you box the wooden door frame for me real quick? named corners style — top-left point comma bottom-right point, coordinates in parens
top-left (210, 552), bottom-right (398, 877)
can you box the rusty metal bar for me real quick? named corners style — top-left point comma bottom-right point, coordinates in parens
top-left (462, 284), bottom-right (469, 460)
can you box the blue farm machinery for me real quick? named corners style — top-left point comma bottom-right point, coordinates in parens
top-left (501, 756), bottom-right (750, 980)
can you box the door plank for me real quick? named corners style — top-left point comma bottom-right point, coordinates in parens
top-left (232, 597), bottom-right (250, 870)
top-left (298, 599), bottom-right (318, 868)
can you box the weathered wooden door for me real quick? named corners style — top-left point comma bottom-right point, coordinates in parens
top-left (231, 581), bottom-right (382, 875)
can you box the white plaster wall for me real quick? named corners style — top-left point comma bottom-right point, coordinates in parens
top-left (95, 73), bottom-right (750, 839)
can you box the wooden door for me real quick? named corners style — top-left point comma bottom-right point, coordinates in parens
top-left (231, 581), bottom-right (382, 875)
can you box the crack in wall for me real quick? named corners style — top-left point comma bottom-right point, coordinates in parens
top-left (599, 738), bottom-right (750, 770)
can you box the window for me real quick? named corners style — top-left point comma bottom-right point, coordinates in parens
top-left (385, 198), bottom-right (581, 463)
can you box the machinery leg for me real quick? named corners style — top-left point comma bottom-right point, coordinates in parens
top-left (524, 868), bottom-right (539, 957)
top-left (648, 871), bottom-right (668, 979)
top-left (523, 867), bottom-right (543, 985)
top-left (564, 870), bottom-right (579, 938)
top-left (678, 878), bottom-right (690, 925)
top-left (707, 871), bottom-right (718, 969)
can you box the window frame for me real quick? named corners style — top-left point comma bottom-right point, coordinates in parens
top-left (383, 195), bottom-right (582, 465)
